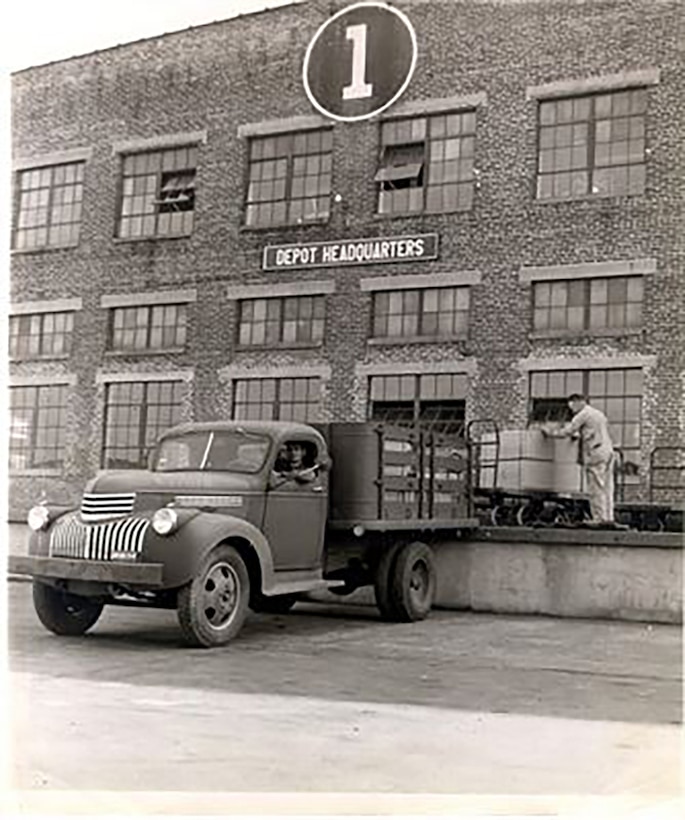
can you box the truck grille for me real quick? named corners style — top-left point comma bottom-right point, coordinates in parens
top-left (81, 492), bottom-right (136, 522)
top-left (49, 512), bottom-right (150, 561)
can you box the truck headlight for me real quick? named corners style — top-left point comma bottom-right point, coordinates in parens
top-left (152, 508), bottom-right (179, 536)
top-left (27, 505), bottom-right (50, 531)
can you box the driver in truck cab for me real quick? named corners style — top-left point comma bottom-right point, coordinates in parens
top-left (273, 441), bottom-right (318, 484)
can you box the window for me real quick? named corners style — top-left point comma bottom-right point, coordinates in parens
top-left (537, 88), bottom-right (647, 199)
top-left (117, 146), bottom-right (197, 239)
top-left (372, 287), bottom-right (469, 339)
top-left (109, 304), bottom-right (187, 352)
top-left (238, 296), bottom-right (325, 346)
top-left (9, 385), bottom-right (68, 470)
top-left (9, 312), bottom-right (74, 358)
top-left (13, 162), bottom-right (85, 249)
top-left (245, 130), bottom-right (332, 228)
top-left (533, 276), bottom-right (643, 332)
top-left (529, 368), bottom-right (643, 477)
top-left (102, 381), bottom-right (184, 469)
top-left (376, 112), bottom-right (475, 215)
top-left (369, 373), bottom-right (468, 437)
top-left (233, 378), bottom-right (322, 422)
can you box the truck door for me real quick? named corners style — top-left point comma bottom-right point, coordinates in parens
top-left (262, 439), bottom-right (328, 570)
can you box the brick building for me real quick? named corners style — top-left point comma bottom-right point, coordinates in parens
top-left (9, 0), bottom-right (684, 518)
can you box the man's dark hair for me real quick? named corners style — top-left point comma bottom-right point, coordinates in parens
top-left (567, 393), bottom-right (586, 402)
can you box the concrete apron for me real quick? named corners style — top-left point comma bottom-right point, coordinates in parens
top-left (6, 523), bottom-right (683, 624)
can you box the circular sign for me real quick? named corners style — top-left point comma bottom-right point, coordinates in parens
top-left (303, 2), bottom-right (418, 123)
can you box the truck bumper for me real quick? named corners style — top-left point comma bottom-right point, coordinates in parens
top-left (7, 555), bottom-right (164, 586)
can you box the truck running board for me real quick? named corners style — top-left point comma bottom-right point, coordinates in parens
top-left (262, 570), bottom-right (345, 597)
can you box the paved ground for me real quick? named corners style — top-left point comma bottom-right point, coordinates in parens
top-left (4, 578), bottom-right (683, 815)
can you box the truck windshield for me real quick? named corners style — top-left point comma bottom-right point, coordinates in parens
top-left (153, 431), bottom-right (271, 474)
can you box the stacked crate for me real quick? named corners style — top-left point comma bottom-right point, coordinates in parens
top-left (478, 429), bottom-right (583, 495)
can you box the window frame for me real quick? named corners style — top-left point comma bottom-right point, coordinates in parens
top-left (232, 376), bottom-right (323, 422)
top-left (12, 161), bottom-right (86, 251)
top-left (116, 146), bottom-right (198, 240)
top-left (101, 380), bottom-right (184, 469)
top-left (107, 302), bottom-right (188, 353)
top-left (368, 373), bottom-right (468, 438)
top-left (237, 294), bottom-right (326, 349)
top-left (243, 129), bottom-right (333, 229)
top-left (531, 275), bottom-right (644, 335)
top-left (536, 87), bottom-right (648, 201)
top-left (9, 384), bottom-right (68, 471)
top-left (370, 285), bottom-right (470, 342)
top-left (376, 111), bottom-right (477, 216)
top-left (9, 310), bottom-right (75, 359)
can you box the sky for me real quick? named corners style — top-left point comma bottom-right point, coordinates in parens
top-left (4, 0), bottom-right (305, 72)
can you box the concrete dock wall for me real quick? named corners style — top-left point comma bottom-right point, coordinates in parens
top-left (7, 523), bottom-right (682, 624)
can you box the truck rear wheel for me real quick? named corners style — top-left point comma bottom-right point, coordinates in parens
top-left (389, 542), bottom-right (436, 622)
top-left (373, 542), bottom-right (403, 620)
top-left (32, 581), bottom-right (104, 636)
top-left (177, 545), bottom-right (250, 647)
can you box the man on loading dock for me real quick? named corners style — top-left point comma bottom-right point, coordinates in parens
top-left (543, 393), bottom-right (619, 527)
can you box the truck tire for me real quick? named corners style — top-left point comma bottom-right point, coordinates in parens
top-left (389, 541), bottom-right (436, 622)
top-left (32, 581), bottom-right (104, 636)
top-left (373, 542), bottom-right (404, 620)
top-left (250, 592), bottom-right (298, 614)
top-left (177, 545), bottom-right (250, 647)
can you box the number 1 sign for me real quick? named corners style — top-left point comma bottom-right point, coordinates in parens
top-left (303, 2), bottom-right (418, 122)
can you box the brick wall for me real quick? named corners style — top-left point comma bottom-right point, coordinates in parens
top-left (9, 0), bottom-right (684, 517)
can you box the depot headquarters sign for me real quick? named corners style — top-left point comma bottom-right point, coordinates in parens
top-left (262, 233), bottom-right (439, 271)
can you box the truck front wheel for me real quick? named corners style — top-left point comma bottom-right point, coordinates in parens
top-left (177, 545), bottom-right (250, 647)
top-left (32, 581), bottom-right (104, 636)
top-left (388, 542), bottom-right (436, 622)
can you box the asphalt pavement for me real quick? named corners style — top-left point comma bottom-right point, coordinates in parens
top-left (4, 578), bottom-right (683, 815)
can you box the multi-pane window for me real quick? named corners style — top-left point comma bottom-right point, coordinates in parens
top-left (369, 373), bottom-right (468, 437)
top-left (233, 378), bottom-right (322, 422)
top-left (9, 312), bottom-right (74, 358)
top-left (376, 112), bottom-right (476, 215)
top-left (13, 162), bottom-right (84, 249)
top-left (9, 385), bottom-right (68, 470)
top-left (102, 381), bottom-right (184, 468)
top-left (533, 277), bottom-right (643, 332)
top-left (245, 130), bottom-right (332, 228)
top-left (109, 304), bottom-right (187, 352)
top-left (529, 368), bottom-right (643, 477)
top-left (238, 296), bottom-right (325, 346)
top-left (117, 146), bottom-right (197, 239)
top-left (372, 287), bottom-right (469, 339)
top-left (537, 88), bottom-right (647, 199)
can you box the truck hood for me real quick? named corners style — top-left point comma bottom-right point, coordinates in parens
top-left (86, 470), bottom-right (264, 496)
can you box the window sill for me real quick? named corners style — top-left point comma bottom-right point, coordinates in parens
top-left (238, 219), bottom-right (330, 233)
top-left (10, 353), bottom-right (71, 363)
top-left (372, 208), bottom-right (473, 221)
top-left (104, 347), bottom-right (186, 357)
top-left (236, 341), bottom-right (324, 351)
top-left (11, 242), bottom-right (80, 255)
top-left (529, 328), bottom-right (643, 340)
top-left (112, 234), bottom-right (192, 244)
top-left (368, 335), bottom-right (468, 346)
top-left (10, 468), bottom-right (63, 477)
top-left (534, 191), bottom-right (645, 206)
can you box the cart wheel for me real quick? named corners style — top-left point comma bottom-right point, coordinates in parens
top-left (33, 581), bottom-right (104, 636)
top-left (177, 544), bottom-right (250, 647)
top-left (388, 542), bottom-right (436, 622)
top-left (516, 502), bottom-right (537, 527)
top-left (490, 504), bottom-right (508, 526)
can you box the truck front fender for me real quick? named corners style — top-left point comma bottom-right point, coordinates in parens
top-left (145, 512), bottom-right (275, 591)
